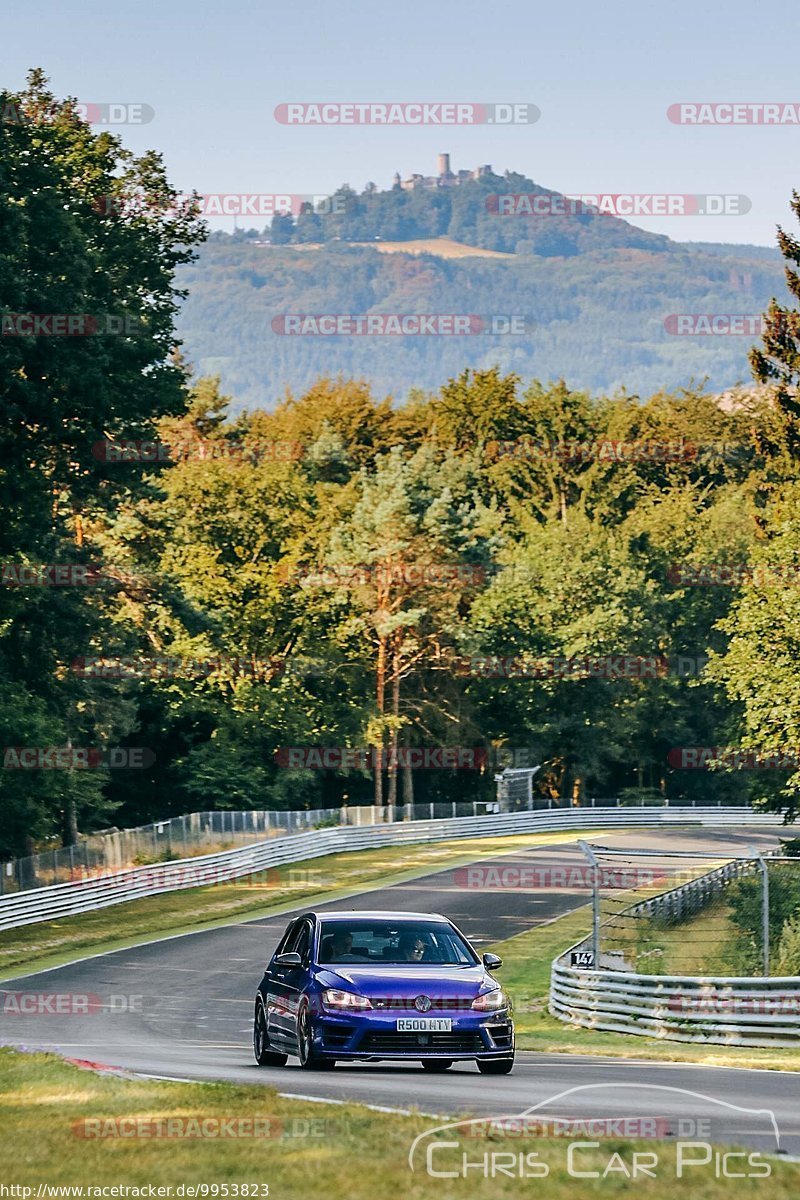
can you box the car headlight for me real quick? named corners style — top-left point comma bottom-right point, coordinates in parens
top-left (472, 988), bottom-right (508, 1011)
top-left (322, 988), bottom-right (372, 1010)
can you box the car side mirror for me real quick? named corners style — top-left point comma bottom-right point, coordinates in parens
top-left (274, 951), bottom-right (303, 968)
top-left (483, 952), bottom-right (503, 970)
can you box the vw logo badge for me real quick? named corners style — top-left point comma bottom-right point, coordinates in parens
top-left (414, 994), bottom-right (432, 1012)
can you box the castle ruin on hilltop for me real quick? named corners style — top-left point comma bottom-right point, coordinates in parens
top-left (393, 154), bottom-right (498, 191)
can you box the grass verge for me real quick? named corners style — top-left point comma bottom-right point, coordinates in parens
top-left (1, 1048), bottom-right (797, 1196)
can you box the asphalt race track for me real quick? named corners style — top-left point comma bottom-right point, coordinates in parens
top-left (2, 827), bottom-right (799, 1156)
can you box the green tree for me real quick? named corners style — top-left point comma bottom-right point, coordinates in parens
top-left (750, 190), bottom-right (800, 457)
top-left (323, 445), bottom-right (500, 808)
top-left (0, 70), bottom-right (205, 855)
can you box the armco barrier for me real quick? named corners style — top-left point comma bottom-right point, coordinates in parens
top-left (550, 853), bottom-right (800, 1047)
top-left (0, 798), bottom-right (765, 895)
top-left (0, 805), bottom-right (786, 932)
top-left (550, 961), bottom-right (800, 1047)
top-left (628, 856), bottom-right (761, 923)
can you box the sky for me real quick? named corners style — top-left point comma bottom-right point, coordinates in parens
top-left (2, 0), bottom-right (800, 245)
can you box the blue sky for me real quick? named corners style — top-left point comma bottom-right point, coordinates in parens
top-left (3, 0), bottom-right (799, 244)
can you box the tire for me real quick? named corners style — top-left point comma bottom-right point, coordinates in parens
top-left (253, 998), bottom-right (288, 1067)
top-left (477, 1057), bottom-right (514, 1075)
top-left (297, 1003), bottom-right (335, 1070)
top-left (421, 1059), bottom-right (453, 1072)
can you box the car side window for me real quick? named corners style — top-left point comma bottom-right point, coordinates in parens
top-left (275, 919), bottom-right (299, 958)
top-left (292, 921), bottom-right (311, 964)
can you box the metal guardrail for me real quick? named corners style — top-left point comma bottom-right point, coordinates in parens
top-left (0, 807), bottom-right (344, 895)
top-left (550, 962), bottom-right (800, 1047)
top-left (550, 854), bottom-right (800, 1046)
top-left (2, 795), bottom-right (756, 895)
top-left (0, 805), bottom-right (786, 932)
top-left (628, 857), bottom-right (760, 923)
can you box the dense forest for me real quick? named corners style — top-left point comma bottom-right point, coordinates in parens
top-left (4, 73), bottom-right (800, 859)
top-left (177, 235), bottom-right (783, 406)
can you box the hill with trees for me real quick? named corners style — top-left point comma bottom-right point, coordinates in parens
top-left (175, 171), bottom-right (783, 406)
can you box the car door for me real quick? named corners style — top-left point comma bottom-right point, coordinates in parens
top-left (266, 918), bottom-right (311, 1049)
top-left (263, 919), bottom-right (298, 1047)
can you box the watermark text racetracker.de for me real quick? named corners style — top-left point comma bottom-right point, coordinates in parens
top-left (667, 102), bottom-right (800, 125)
top-left (1, 101), bottom-right (154, 125)
top-left (667, 746), bottom-right (800, 770)
top-left (453, 654), bottom-right (668, 680)
top-left (275, 746), bottom-right (488, 770)
top-left (277, 562), bottom-right (488, 588)
top-left (271, 314), bottom-right (533, 336)
top-left (452, 653), bottom-right (710, 679)
top-left (668, 992), bottom-right (800, 1015)
top-left (487, 193), bottom-right (749, 217)
top-left (1, 314), bottom-right (148, 337)
top-left (454, 864), bottom-right (669, 889)
top-left (486, 437), bottom-right (750, 463)
top-left (92, 438), bottom-right (306, 464)
top-left (668, 562), bottom-right (800, 586)
top-left (0, 991), bottom-right (142, 1017)
top-left (2, 747), bottom-right (154, 770)
top-left (69, 864), bottom-right (330, 892)
top-left (664, 314), bottom-right (765, 336)
top-left (274, 102), bottom-right (540, 125)
top-left (1, 564), bottom-right (104, 587)
top-left (72, 1114), bottom-right (347, 1139)
top-left (93, 193), bottom-right (346, 219)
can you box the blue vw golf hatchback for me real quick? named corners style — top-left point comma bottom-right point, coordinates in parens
top-left (253, 910), bottom-right (514, 1072)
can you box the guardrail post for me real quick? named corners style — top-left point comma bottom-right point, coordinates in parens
top-left (747, 845), bottom-right (770, 977)
top-left (578, 840), bottom-right (600, 966)
top-left (758, 851), bottom-right (770, 976)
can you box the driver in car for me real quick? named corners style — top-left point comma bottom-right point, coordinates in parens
top-left (398, 934), bottom-right (426, 962)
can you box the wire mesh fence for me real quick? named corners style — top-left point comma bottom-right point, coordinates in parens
top-left (0, 799), bottom-right (506, 894)
top-left (2, 798), bottom-right (787, 900)
top-left (574, 842), bottom-right (800, 977)
top-left (0, 809), bottom-right (336, 895)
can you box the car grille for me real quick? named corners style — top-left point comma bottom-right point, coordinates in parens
top-left (370, 997), bottom-right (474, 1012)
top-left (359, 1030), bottom-right (484, 1054)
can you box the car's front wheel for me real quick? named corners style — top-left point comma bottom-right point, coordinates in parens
top-left (253, 999), bottom-right (288, 1067)
top-left (477, 1057), bottom-right (514, 1075)
top-left (421, 1059), bottom-right (453, 1072)
top-left (297, 1003), bottom-right (335, 1070)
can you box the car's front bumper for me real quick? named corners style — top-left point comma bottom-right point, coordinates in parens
top-left (312, 1009), bottom-right (514, 1060)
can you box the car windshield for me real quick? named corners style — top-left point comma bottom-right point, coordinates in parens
top-left (316, 919), bottom-right (477, 965)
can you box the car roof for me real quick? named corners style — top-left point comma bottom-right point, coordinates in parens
top-left (305, 910), bottom-right (449, 922)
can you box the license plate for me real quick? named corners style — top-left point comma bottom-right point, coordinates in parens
top-left (396, 1018), bottom-right (452, 1032)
